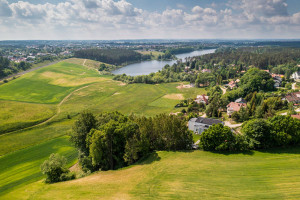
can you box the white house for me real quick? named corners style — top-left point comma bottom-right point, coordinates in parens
top-left (188, 117), bottom-right (224, 134)
top-left (291, 71), bottom-right (300, 80)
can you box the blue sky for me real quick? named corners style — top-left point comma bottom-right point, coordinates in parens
top-left (1, 0), bottom-right (300, 39)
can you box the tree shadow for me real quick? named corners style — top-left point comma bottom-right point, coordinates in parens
top-left (256, 146), bottom-right (300, 154)
top-left (211, 150), bottom-right (255, 156)
top-left (135, 152), bottom-right (161, 166)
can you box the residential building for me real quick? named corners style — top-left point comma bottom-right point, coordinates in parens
top-left (188, 117), bottom-right (224, 134)
top-left (291, 71), bottom-right (300, 80)
top-left (284, 92), bottom-right (300, 104)
top-left (227, 102), bottom-right (247, 116)
top-left (194, 94), bottom-right (209, 104)
top-left (228, 80), bottom-right (237, 89)
top-left (291, 113), bottom-right (300, 120)
top-left (235, 98), bottom-right (247, 104)
top-left (202, 69), bottom-right (211, 73)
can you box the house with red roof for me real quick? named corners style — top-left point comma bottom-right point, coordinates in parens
top-left (227, 102), bottom-right (247, 116)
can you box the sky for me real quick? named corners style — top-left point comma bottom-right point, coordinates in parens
top-left (1, 0), bottom-right (300, 40)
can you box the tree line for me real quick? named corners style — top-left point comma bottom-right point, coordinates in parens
top-left (74, 49), bottom-right (150, 66)
top-left (0, 56), bottom-right (31, 79)
top-left (199, 115), bottom-right (300, 151)
top-left (113, 47), bottom-right (299, 86)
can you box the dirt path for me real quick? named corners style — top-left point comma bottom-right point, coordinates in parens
top-left (224, 121), bottom-right (243, 128)
top-left (292, 83), bottom-right (296, 90)
top-left (2, 85), bottom-right (90, 135)
top-left (82, 59), bottom-right (87, 67)
top-left (0, 60), bottom-right (62, 81)
top-left (38, 85), bottom-right (90, 126)
top-left (220, 86), bottom-right (227, 94)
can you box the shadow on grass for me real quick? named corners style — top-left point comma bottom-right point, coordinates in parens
top-left (134, 152), bottom-right (161, 166)
top-left (204, 146), bottom-right (300, 156)
top-left (256, 146), bottom-right (300, 154)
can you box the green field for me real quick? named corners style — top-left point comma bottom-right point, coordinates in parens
top-left (0, 59), bottom-right (208, 197)
top-left (0, 61), bottom-right (103, 104)
top-left (0, 136), bottom-right (77, 196)
top-left (0, 100), bottom-right (55, 134)
top-left (3, 148), bottom-right (300, 199)
top-left (136, 50), bottom-right (164, 59)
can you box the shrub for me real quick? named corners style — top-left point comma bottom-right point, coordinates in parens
top-left (199, 124), bottom-right (235, 151)
top-left (41, 153), bottom-right (74, 183)
top-left (242, 119), bottom-right (272, 149)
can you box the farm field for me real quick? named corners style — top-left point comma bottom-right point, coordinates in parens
top-left (3, 148), bottom-right (300, 199)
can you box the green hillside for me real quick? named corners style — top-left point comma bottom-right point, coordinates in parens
top-left (2, 148), bottom-right (300, 199)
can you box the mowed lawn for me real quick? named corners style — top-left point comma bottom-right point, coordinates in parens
top-left (3, 148), bottom-right (300, 199)
top-left (0, 136), bottom-right (77, 197)
top-left (0, 61), bottom-right (103, 104)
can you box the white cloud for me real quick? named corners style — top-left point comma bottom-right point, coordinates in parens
top-left (0, 0), bottom-right (12, 17)
top-left (0, 0), bottom-right (299, 39)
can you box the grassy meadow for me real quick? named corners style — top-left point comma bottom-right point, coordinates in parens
top-left (0, 100), bottom-right (55, 134)
top-left (0, 136), bottom-right (77, 196)
top-left (0, 61), bottom-right (103, 104)
top-left (0, 58), bottom-right (208, 197)
top-left (3, 148), bottom-right (300, 199)
top-left (136, 50), bottom-right (164, 59)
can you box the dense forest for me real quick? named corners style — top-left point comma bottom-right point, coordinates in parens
top-left (74, 49), bottom-right (150, 65)
top-left (198, 47), bottom-right (300, 69)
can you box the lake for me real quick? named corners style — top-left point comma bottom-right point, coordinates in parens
top-left (112, 49), bottom-right (216, 76)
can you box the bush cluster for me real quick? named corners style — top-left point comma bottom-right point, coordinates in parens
top-left (199, 115), bottom-right (300, 151)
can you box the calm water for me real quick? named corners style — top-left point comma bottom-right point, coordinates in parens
top-left (112, 49), bottom-right (216, 76)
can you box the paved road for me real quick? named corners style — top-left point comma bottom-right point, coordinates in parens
top-left (0, 60), bottom-right (62, 81)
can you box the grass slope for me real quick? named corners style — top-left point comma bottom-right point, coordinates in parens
top-left (0, 100), bottom-right (55, 134)
top-left (3, 148), bottom-right (300, 199)
top-left (0, 61), bottom-right (102, 104)
top-left (0, 136), bottom-right (76, 197)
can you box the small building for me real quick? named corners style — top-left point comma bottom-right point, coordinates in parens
top-left (194, 94), bottom-right (209, 105)
top-left (291, 71), bottom-right (300, 80)
top-left (291, 113), bottom-right (300, 120)
top-left (227, 102), bottom-right (247, 116)
top-left (235, 98), bottom-right (247, 104)
top-left (202, 69), bottom-right (211, 73)
top-left (188, 117), bottom-right (224, 134)
top-left (228, 80), bottom-right (237, 89)
top-left (285, 92), bottom-right (300, 104)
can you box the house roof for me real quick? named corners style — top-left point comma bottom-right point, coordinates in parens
top-left (291, 114), bottom-right (300, 120)
top-left (194, 117), bottom-right (223, 125)
top-left (286, 92), bottom-right (300, 102)
top-left (235, 98), bottom-right (247, 103)
top-left (195, 94), bottom-right (209, 104)
top-left (227, 102), bottom-right (247, 112)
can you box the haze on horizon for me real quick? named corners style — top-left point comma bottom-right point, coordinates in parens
top-left (1, 0), bottom-right (300, 40)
